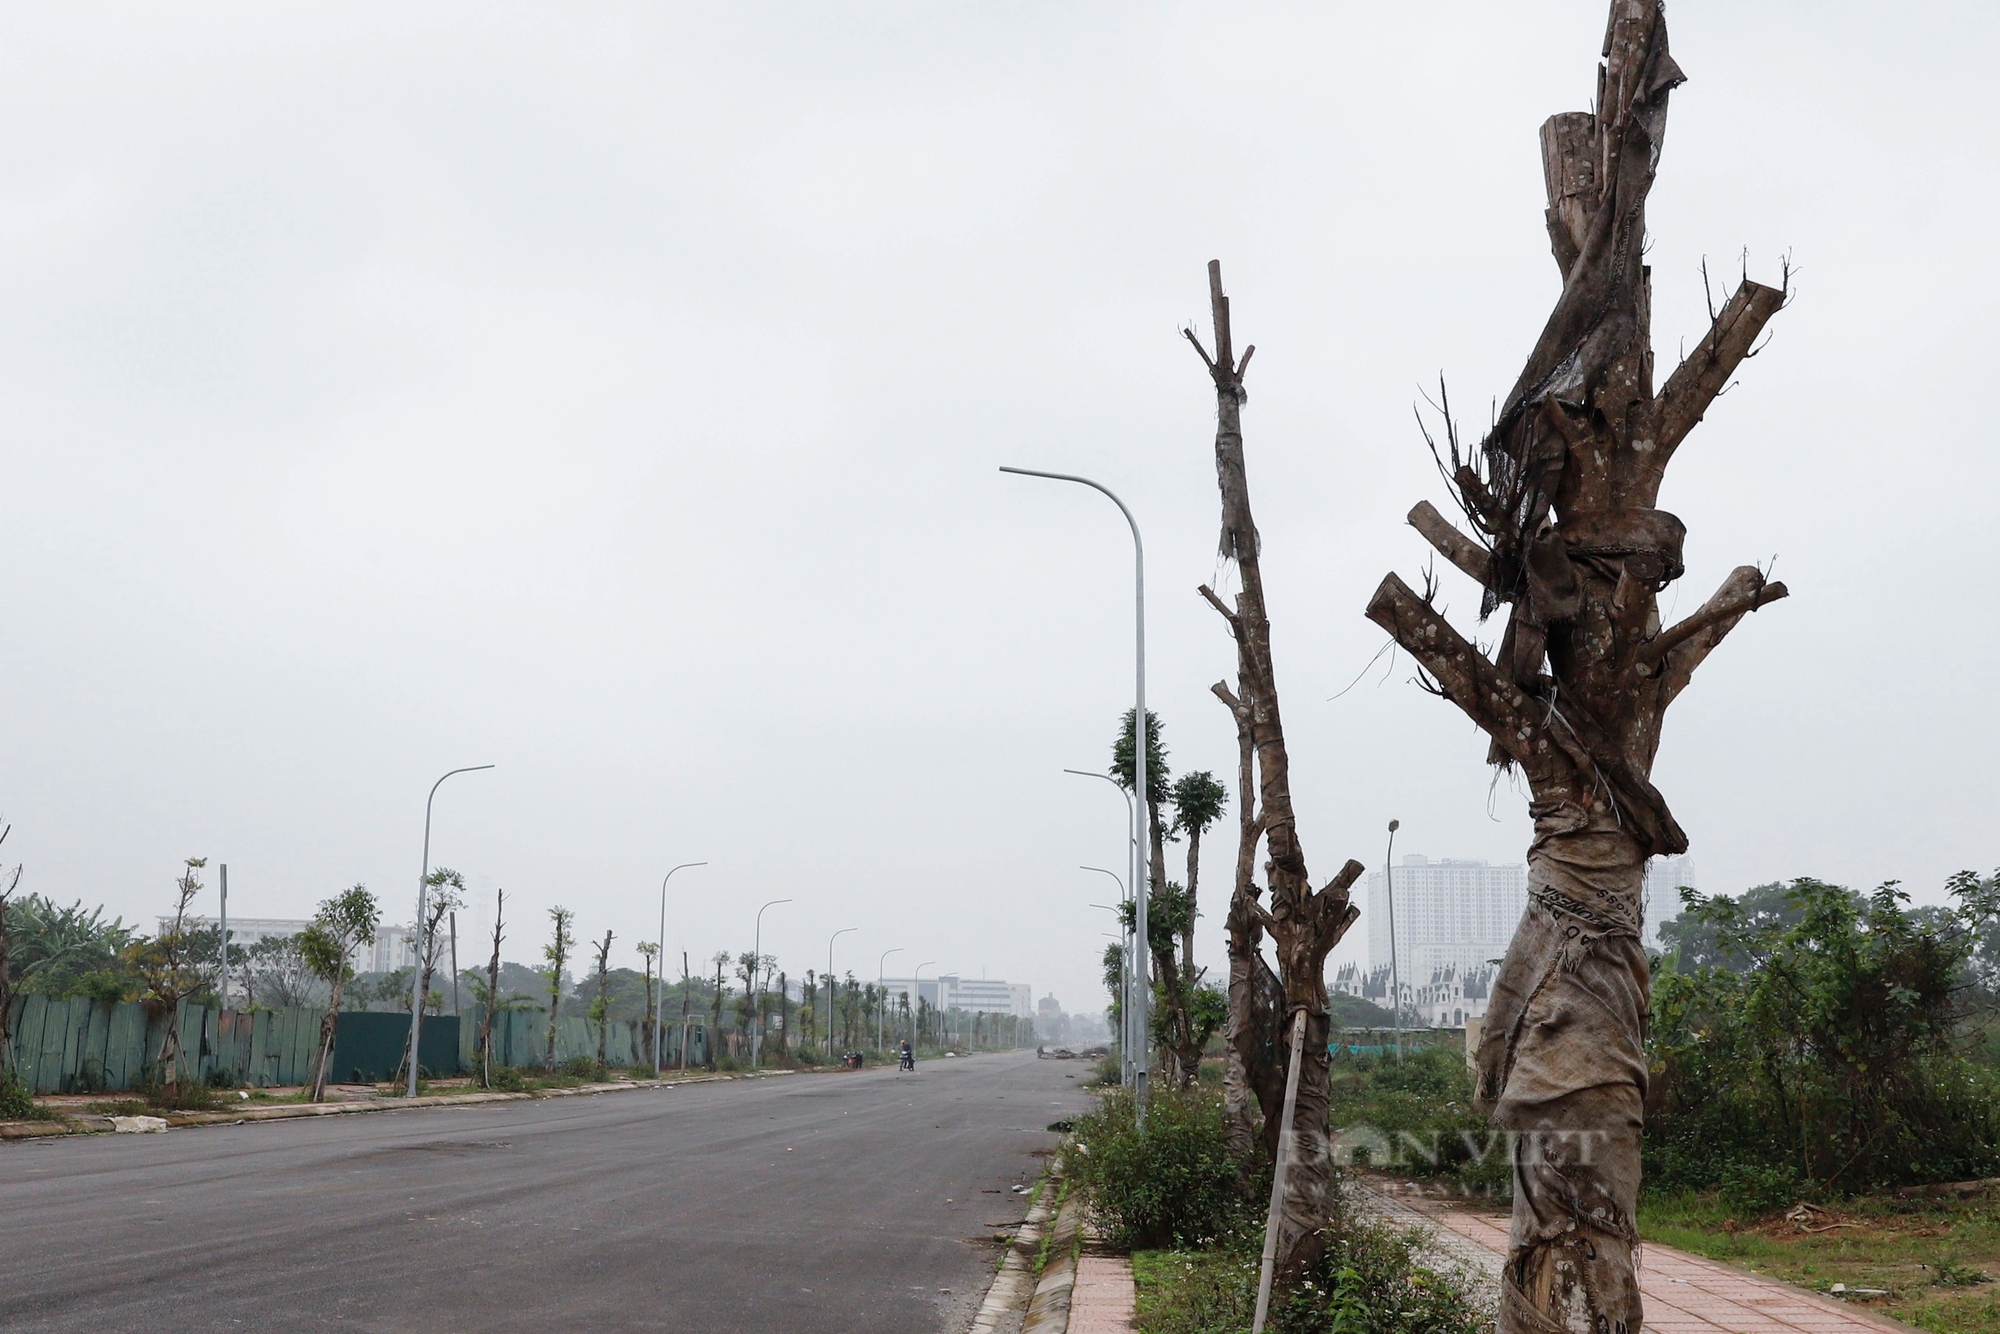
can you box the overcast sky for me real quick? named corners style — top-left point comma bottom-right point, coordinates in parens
top-left (2, 2), bottom-right (1993, 1015)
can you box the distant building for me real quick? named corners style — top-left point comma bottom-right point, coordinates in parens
top-left (173, 915), bottom-right (310, 949)
top-left (1035, 993), bottom-right (1070, 1044)
top-left (1332, 958), bottom-right (1493, 1029)
top-left (172, 915), bottom-right (419, 975)
top-left (1365, 855), bottom-right (1526, 985)
top-left (1643, 855), bottom-right (1697, 949)
top-left (878, 975), bottom-right (1033, 1018)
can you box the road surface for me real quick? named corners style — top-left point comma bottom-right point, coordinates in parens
top-left (3, 1051), bottom-right (1094, 1333)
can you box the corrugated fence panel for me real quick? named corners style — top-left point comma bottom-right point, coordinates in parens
top-left (278, 1007), bottom-right (300, 1086)
top-left (18, 995), bottom-right (51, 1092)
top-left (103, 1003), bottom-right (140, 1089)
top-left (54, 999), bottom-right (84, 1092)
top-left (253, 1010), bottom-right (277, 1087)
top-left (80, 1001), bottom-right (112, 1091)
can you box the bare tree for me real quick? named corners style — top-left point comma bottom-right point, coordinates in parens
top-left (1187, 261), bottom-right (1364, 1281)
top-left (481, 889), bottom-right (505, 1087)
top-left (543, 907), bottom-right (574, 1069)
top-left (1364, 5), bottom-right (1787, 1329)
top-left (591, 929), bottom-right (614, 1067)
top-left (302, 884), bottom-right (380, 1103)
top-left (637, 940), bottom-right (660, 1070)
top-left (709, 951), bottom-right (729, 1067)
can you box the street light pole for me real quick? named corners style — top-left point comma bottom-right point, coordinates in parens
top-left (877, 947), bottom-right (902, 1051)
top-left (1081, 863), bottom-right (1133, 1087)
top-left (751, 898), bottom-right (792, 1070)
top-left (1004, 463), bottom-right (1149, 1119)
top-left (218, 863), bottom-right (229, 1015)
top-left (407, 764), bottom-right (495, 1098)
top-left (913, 960), bottom-right (934, 1049)
top-left (1385, 819), bottom-right (1402, 1064)
top-left (1068, 772), bottom-right (1138, 1086)
top-left (827, 928), bottom-right (857, 1056)
top-left (654, 862), bottom-right (708, 1076)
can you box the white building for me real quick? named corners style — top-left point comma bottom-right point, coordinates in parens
top-left (175, 915), bottom-right (417, 973)
top-left (1365, 856), bottom-right (1526, 986)
top-left (878, 976), bottom-right (1033, 1017)
top-left (1642, 855), bottom-right (1697, 949)
top-left (174, 915), bottom-right (310, 949)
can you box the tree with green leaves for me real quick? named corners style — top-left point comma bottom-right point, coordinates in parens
top-left (301, 884), bottom-right (380, 1102)
top-left (543, 906), bottom-right (575, 1069)
top-left (1652, 872), bottom-right (2000, 1197)
top-left (1170, 770), bottom-right (1228, 976)
top-left (125, 859), bottom-right (214, 1090)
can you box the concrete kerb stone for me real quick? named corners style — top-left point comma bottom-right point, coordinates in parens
top-left (0, 1068), bottom-right (800, 1143)
top-left (969, 1161), bottom-right (1064, 1334)
top-left (1021, 1186), bottom-right (1085, 1334)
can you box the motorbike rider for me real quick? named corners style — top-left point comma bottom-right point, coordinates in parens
top-left (899, 1038), bottom-right (915, 1070)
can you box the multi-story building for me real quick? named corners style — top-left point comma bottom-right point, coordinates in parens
top-left (878, 976), bottom-right (1033, 1018)
top-left (1035, 993), bottom-right (1070, 1044)
top-left (1364, 855), bottom-right (1527, 987)
top-left (173, 915), bottom-right (310, 949)
top-left (171, 916), bottom-right (418, 975)
top-left (1642, 854), bottom-right (1697, 949)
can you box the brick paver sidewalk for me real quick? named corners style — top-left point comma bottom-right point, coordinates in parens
top-left (1381, 1187), bottom-right (1909, 1334)
top-left (1070, 1253), bottom-right (1137, 1334)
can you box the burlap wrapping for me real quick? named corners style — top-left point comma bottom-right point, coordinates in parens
top-left (1475, 799), bottom-right (1650, 1334)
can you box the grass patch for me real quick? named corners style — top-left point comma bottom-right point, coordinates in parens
top-left (1639, 1189), bottom-right (2000, 1334)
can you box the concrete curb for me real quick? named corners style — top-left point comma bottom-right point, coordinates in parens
top-left (0, 1068), bottom-right (798, 1143)
top-left (969, 1164), bottom-right (1063, 1334)
top-left (1021, 1188), bottom-right (1084, 1334)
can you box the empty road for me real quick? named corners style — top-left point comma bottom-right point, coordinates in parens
top-left (3, 1051), bottom-right (1094, 1333)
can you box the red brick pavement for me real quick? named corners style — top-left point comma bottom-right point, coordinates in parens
top-left (1402, 1194), bottom-right (1912, 1334)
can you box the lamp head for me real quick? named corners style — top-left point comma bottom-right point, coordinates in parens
top-left (1388, 819), bottom-right (1400, 833)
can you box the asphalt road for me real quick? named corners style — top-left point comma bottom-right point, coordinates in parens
top-left (2, 1051), bottom-right (1095, 1334)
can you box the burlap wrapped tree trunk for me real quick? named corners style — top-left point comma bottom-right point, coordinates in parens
top-left (1365, 4), bottom-right (1789, 1332)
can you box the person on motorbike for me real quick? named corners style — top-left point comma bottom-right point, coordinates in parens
top-left (898, 1038), bottom-right (915, 1071)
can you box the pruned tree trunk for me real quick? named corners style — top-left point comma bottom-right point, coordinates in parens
top-left (310, 968), bottom-right (345, 1103)
top-left (594, 930), bottom-right (613, 1067)
top-left (1365, 6), bottom-right (1788, 1331)
top-left (1219, 684), bottom-right (1271, 1166)
top-left (481, 890), bottom-right (504, 1088)
top-left (1190, 262), bottom-right (1362, 1281)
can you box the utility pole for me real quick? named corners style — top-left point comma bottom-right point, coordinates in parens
top-left (1386, 820), bottom-right (1402, 1063)
top-left (407, 764), bottom-right (494, 1098)
top-left (218, 863), bottom-right (229, 1014)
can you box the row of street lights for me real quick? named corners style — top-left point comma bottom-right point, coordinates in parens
top-left (1002, 466), bottom-right (1419, 1107)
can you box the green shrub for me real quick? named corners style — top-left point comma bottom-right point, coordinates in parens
top-left (0, 1068), bottom-right (36, 1120)
top-left (1132, 1199), bottom-right (1489, 1334)
top-left (559, 1055), bottom-right (608, 1082)
top-left (205, 1065), bottom-right (240, 1089)
top-left (486, 1065), bottom-right (527, 1091)
top-left (1649, 874), bottom-right (2000, 1197)
top-left (1066, 1085), bottom-right (1253, 1250)
top-left (1326, 1046), bottom-right (1508, 1196)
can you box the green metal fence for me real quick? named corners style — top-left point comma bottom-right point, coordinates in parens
top-left (6, 995), bottom-right (715, 1093)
